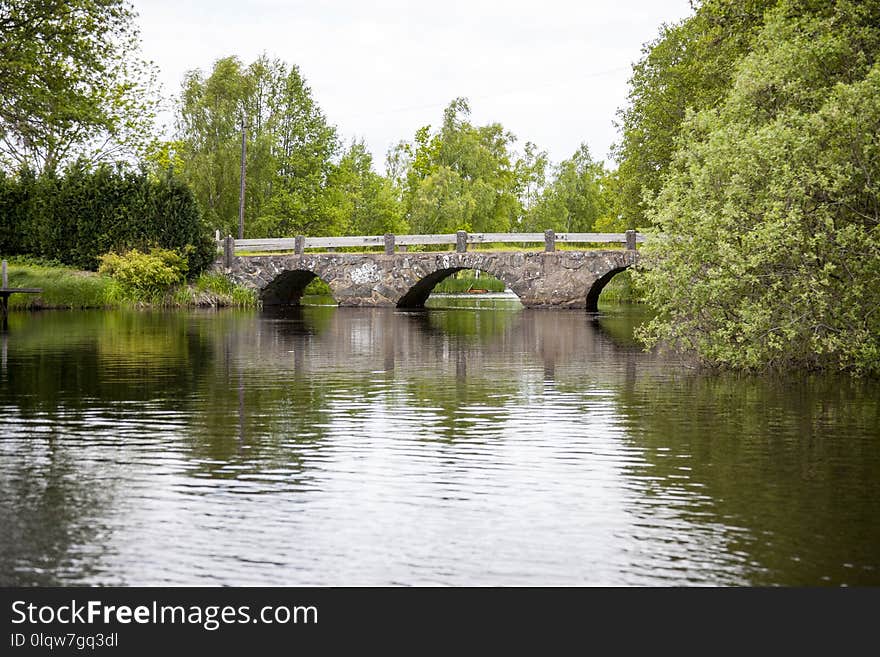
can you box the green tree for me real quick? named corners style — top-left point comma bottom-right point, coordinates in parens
top-left (635, 0), bottom-right (880, 374)
top-left (512, 141), bottom-right (548, 230)
top-left (612, 0), bottom-right (777, 227)
top-left (525, 144), bottom-right (609, 232)
top-left (0, 160), bottom-right (213, 272)
top-left (393, 98), bottom-right (521, 234)
top-left (174, 54), bottom-right (338, 237)
top-left (323, 141), bottom-right (406, 236)
top-left (0, 0), bottom-right (158, 173)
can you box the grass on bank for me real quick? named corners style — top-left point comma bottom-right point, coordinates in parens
top-left (4, 260), bottom-right (111, 309)
top-left (3, 258), bottom-right (258, 309)
top-left (106, 272), bottom-right (259, 308)
top-left (433, 270), bottom-right (506, 293)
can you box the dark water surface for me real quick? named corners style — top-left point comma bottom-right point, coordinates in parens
top-left (1, 299), bottom-right (878, 585)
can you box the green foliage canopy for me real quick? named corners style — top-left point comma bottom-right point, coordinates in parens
top-left (635, 1), bottom-right (880, 374)
top-left (323, 141), bottom-right (405, 237)
top-left (612, 0), bottom-right (777, 227)
top-left (0, 0), bottom-right (159, 174)
top-left (388, 100), bottom-right (614, 236)
top-left (389, 98), bottom-right (521, 234)
top-left (0, 162), bottom-right (214, 272)
top-left (523, 144), bottom-right (610, 233)
top-left (171, 54), bottom-right (404, 240)
top-left (173, 55), bottom-right (337, 237)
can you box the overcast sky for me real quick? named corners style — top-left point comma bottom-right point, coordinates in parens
top-left (131, 0), bottom-right (693, 170)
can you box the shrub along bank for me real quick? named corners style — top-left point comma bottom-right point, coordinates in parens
top-left (3, 257), bottom-right (257, 310)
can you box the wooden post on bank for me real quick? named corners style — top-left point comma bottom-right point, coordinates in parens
top-left (0, 260), bottom-right (42, 328)
top-left (224, 236), bottom-right (235, 268)
top-left (1, 261), bottom-right (6, 326)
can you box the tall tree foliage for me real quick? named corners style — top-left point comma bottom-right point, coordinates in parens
top-left (512, 141), bottom-right (549, 229)
top-left (612, 0), bottom-right (777, 227)
top-left (324, 141), bottom-right (405, 236)
top-left (523, 144), bottom-right (610, 233)
top-left (389, 98), bottom-right (520, 234)
top-left (388, 100), bottom-right (615, 236)
top-left (0, 162), bottom-right (213, 272)
top-left (635, 0), bottom-right (880, 374)
top-left (0, 0), bottom-right (158, 173)
top-left (175, 55), bottom-right (338, 237)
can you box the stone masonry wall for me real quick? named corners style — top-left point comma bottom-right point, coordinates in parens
top-left (212, 249), bottom-right (638, 310)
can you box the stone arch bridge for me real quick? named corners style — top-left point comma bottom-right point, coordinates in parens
top-left (214, 231), bottom-right (642, 311)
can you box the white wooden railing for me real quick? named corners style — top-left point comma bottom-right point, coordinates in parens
top-left (218, 230), bottom-right (645, 262)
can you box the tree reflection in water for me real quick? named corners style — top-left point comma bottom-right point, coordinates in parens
top-left (0, 304), bottom-right (877, 585)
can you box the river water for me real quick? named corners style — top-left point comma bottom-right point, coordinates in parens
top-left (0, 297), bottom-right (878, 586)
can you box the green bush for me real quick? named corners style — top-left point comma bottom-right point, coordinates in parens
top-left (635, 3), bottom-right (880, 374)
top-left (0, 169), bottom-right (31, 254)
top-left (0, 162), bottom-right (215, 274)
top-left (98, 247), bottom-right (189, 298)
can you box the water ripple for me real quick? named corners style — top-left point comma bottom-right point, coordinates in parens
top-left (1, 307), bottom-right (878, 585)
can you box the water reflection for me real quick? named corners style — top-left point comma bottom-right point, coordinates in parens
top-left (614, 373), bottom-right (880, 585)
top-left (0, 305), bottom-right (878, 585)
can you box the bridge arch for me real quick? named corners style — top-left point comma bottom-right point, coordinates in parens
top-left (585, 266), bottom-right (632, 312)
top-left (396, 266), bottom-right (519, 308)
top-left (260, 268), bottom-right (337, 306)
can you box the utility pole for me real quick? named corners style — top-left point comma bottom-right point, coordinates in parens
top-left (238, 117), bottom-right (246, 239)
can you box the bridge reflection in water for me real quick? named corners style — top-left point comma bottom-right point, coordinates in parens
top-left (2, 303), bottom-right (878, 586)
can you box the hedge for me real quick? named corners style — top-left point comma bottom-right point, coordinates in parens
top-left (0, 162), bottom-right (215, 274)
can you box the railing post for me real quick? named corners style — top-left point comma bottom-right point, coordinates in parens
top-left (456, 230), bottom-right (468, 253)
top-left (2, 260), bottom-right (7, 288)
top-left (223, 235), bottom-right (234, 268)
top-left (384, 233), bottom-right (395, 255)
top-left (295, 235), bottom-right (305, 255)
top-left (625, 229), bottom-right (637, 251)
top-left (544, 229), bottom-right (556, 253)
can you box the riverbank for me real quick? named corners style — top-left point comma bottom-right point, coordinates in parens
top-left (2, 260), bottom-right (258, 310)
